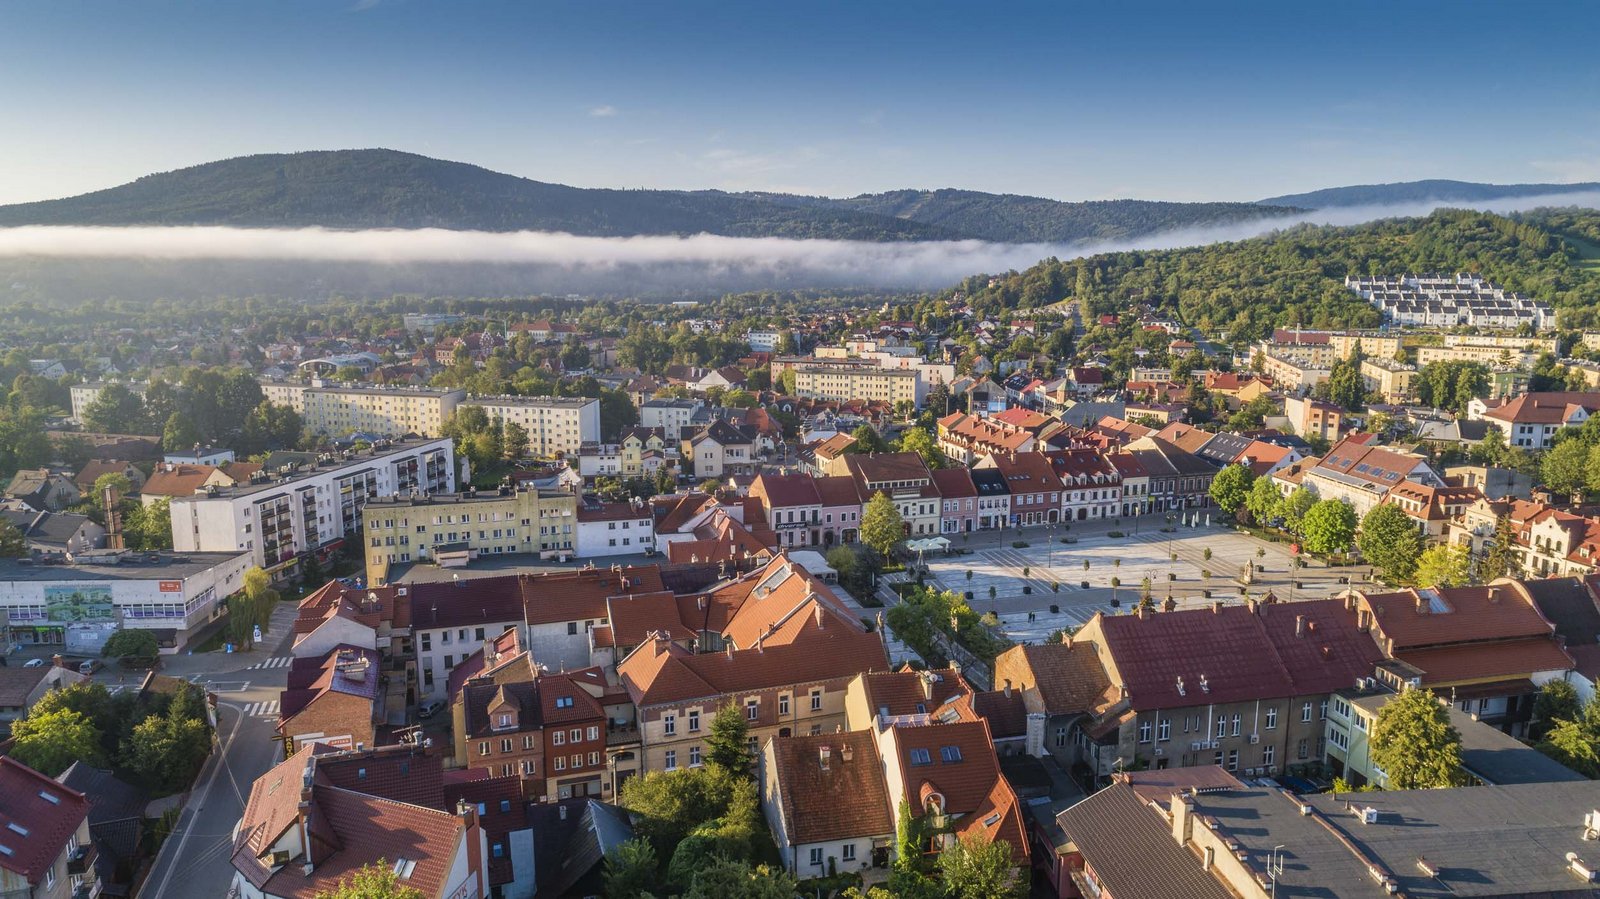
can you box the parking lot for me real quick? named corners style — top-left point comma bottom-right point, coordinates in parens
top-left (922, 523), bottom-right (1374, 646)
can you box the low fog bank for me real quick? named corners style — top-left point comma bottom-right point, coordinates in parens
top-left (0, 191), bottom-right (1596, 302)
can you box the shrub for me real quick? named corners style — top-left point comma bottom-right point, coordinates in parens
top-left (1051, 581), bottom-right (1060, 593)
top-left (1012, 541), bottom-right (1029, 549)
top-left (1110, 577), bottom-right (1121, 587)
top-left (1201, 569), bottom-right (1211, 579)
top-left (1049, 604), bottom-right (1060, 614)
top-left (1203, 547), bottom-right (1213, 561)
top-left (1107, 530), bottom-right (1125, 538)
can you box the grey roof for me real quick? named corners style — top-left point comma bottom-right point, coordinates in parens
top-left (1056, 782), bottom-right (1235, 899)
top-left (58, 763), bottom-right (147, 825)
top-left (1518, 576), bottom-right (1600, 646)
top-left (1349, 690), bottom-right (1587, 786)
top-left (0, 551), bottom-right (246, 582)
top-left (0, 510), bottom-right (92, 548)
top-left (1193, 781), bottom-right (1600, 898)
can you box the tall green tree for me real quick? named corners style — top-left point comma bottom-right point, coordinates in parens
top-left (1370, 688), bottom-right (1462, 790)
top-left (1280, 487), bottom-right (1317, 534)
top-left (1542, 438), bottom-right (1590, 498)
top-left (1533, 680), bottom-right (1582, 740)
top-left (10, 709), bottom-right (103, 775)
top-left (706, 702), bottom-right (752, 772)
top-left (897, 427), bottom-right (946, 470)
top-left (1538, 694), bottom-right (1600, 777)
top-left (81, 384), bottom-right (148, 434)
top-left (1414, 543), bottom-right (1472, 588)
top-left (1357, 503), bottom-right (1424, 582)
top-left (603, 839), bottom-right (659, 899)
top-left (683, 858), bottom-right (796, 899)
top-left (1208, 463), bottom-right (1255, 517)
top-left (1480, 515), bottom-right (1521, 581)
top-left (1244, 476), bottom-right (1283, 525)
top-left (0, 516), bottom-right (27, 558)
top-left (937, 833), bottom-right (1026, 899)
top-left (850, 424), bottom-right (890, 454)
top-left (861, 491), bottom-right (906, 557)
top-left (1300, 499), bottom-right (1357, 555)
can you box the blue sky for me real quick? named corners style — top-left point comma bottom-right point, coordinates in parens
top-left (1, 0), bottom-right (1598, 206)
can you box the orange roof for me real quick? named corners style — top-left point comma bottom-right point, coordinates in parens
top-left (141, 463), bottom-right (218, 497)
top-left (1358, 584), bottom-right (1556, 651)
top-left (890, 719), bottom-right (1029, 861)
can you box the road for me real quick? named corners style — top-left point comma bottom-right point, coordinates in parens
top-left (141, 603), bottom-right (299, 899)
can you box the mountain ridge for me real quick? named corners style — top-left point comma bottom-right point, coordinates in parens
top-left (1258, 179), bottom-right (1600, 209)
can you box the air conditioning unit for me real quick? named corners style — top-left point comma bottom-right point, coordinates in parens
top-left (1190, 741), bottom-right (1204, 752)
top-left (1245, 767), bottom-right (1258, 777)
top-left (1249, 734), bottom-right (1260, 745)
top-left (1153, 747), bottom-right (1164, 757)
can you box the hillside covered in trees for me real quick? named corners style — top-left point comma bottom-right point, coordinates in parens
top-left (951, 208), bottom-right (1600, 341)
top-left (1259, 179), bottom-right (1600, 209)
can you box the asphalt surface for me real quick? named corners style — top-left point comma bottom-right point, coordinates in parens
top-left (141, 603), bottom-right (300, 899)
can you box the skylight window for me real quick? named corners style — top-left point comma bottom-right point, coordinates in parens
top-left (983, 813), bottom-right (1001, 826)
top-left (37, 792), bottom-right (58, 805)
top-left (0, 844), bottom-right (11, 856)
top-left (940, 746), bottom-right (964, 763)
top-left (909, 748), bottom-right (932, 766)
top-left (393, 858), bottom-right (417, 879)
top-left (5, 824), bottom-right (26, 837)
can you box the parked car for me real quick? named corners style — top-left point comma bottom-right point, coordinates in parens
top-left (78, 659), bottom-right (102, 675)
top-left (22, 658), bottom-right (44, 668)
top-left (419, 699), bottom-right (445, 719)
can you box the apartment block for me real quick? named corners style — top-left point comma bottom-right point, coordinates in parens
top-left (168, 437), bottom-right (456, 577)
top-left (457, 395), bottom-right (601, 459)
top-left (792, 360), bottom-right (921, 407)
top-left (361, 485), bottom-right (578, 584)
top-left (259, 380), bottom-right (466, 438)
top-left (1359, 357), bottom-right (1417, 403)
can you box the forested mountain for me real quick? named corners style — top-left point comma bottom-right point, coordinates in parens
top-left (0, 149), bottom-right (956, 241)
top-left (732, 188), bottom-right (1300, 243)
top-left (0, 149), bottom-right (1296, 243)
top-left (952, 209), bottom-right (1600, 341)
top-left (1259, 180), bottom-right (1600, 209)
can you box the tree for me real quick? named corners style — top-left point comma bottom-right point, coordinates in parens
top-left (229, 567), bottom-right (279, 649)
top-left (777, 367), bottom-right (797, 396)
top-left (861, 491), bottom-right (906, 558)
top-left (1244, 476), bottom-right (1283, 525)
top-left (850, 424), bottom-right (889, 455)
top-left (162, 411), bottom-right (202, 453)
top-left (1207, 463), bottom-right (1254, 517)
top-left (1414, 543), bottom-right (1471, 588)
top-left (10, 709), bottom-right (103, 776)
top-left (1281, 487), bottom-right (1316, 534)
top-left (92, 472), bottom-right (134, 511)
top-left (1542, 437), bottom-right (1590, 498)
top-left (503, 421), bottom-right (531, 460)
top-left (1533, 679), bottom-right (1581, 739)
top-left (124, 497), bottom-right (173, 551)
top-left (937, 833), bottom-right (1026, 899)
top-left (1357, 503), bottom-right (1424, 582)
top-left (683, 858), bottom-right (796, 899)
top-left (603, 839), bottom-right (659, 899)
top-left (102, 628), bottom-right (159, 658)
top-left (312, 861), bottom-right (426, 899)
top-left (706, 702), bottom-right (752, 772)
top-left (240, 402), bottom-right (305, 455)
top-left (617, 765), bottom-right (742, 853)
top-left (1480, 515), bottom-right (1521, 581)
top-left (123, 706), bottom-right (212, 793)
top-left (898, 427), bottom-right (946, 469)
top-left (0, 516), bottom-right (26, 558)
top-left (1300, 499), bottom-right (1356, 555)
top-left (81, 384), bottom-right (148, 434)
top-left (1370, 687), bottom-right (1462, 790)
top-left (1538, 695), bottom-right (1600, 777)
top-left (1323, 356), bottom-right (1367, 410)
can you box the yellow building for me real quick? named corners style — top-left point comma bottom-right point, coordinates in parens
top-left (1359, 358), bottom-right (1418, 403)
top-left (793, 361), bottom-right (919, 405)
top-left (1416, 344), bottom-right (1532, 368)
top-left (361, 486), bottom-right (579, 584)
top-left (459, 395), bottom-right (601, 459)
top-left (260, 380), bottom-right (465, 438)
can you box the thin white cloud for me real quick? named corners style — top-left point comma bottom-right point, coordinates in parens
top-left (1530, 158), bottom-right (1600, 183)
top-left (0, 191), bottom-right (1594, 290)
top-left (588, 105), bottom-right (618, 118)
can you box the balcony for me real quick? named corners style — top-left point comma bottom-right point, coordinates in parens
top-left (606, 722), bottom-right (640, 745)
top-left (68, 842), bottom-right (97, 876)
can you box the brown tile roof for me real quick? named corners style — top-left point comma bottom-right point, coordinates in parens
top-left (1527, 576), bottom-right (1600, 644)
top-left (1091, 599), bottom-right (1383, 710)
top-left (140, 463), bottom-right (218, 498)
top-left (813, 475), bottom-right (866, 507)
top-left (259, 786), bottom-right (466, 899)
top-left (857, 667), bottom-right (969, 719)
top-left (1357, 585), bottom-right (1556, 651)
top-left (891, 720), bottom-right (1029, 861)
top-left (0, 758), bottom-right (90, 886)
top-left (0, 666), bottom-right (49, 708)
top-left (813, 433), bottom-right (858, 459)
top-left (1399, 639), bottom-right (1574, 686)
top-left (605, 591), bottom-right (700, 647)
top-left (930, 467), bottom-right (977, 499)
top-left (770, 731), bottom-right (894, 845)
top-left (969, 689), bottom-right (1028, 739)
top-left (1118, 765), bottom-right (1246, 808)
top-left (846, 451), bottom-right (933, 487)
top-left (650, 493), bottom-right (719, 533)
top-left (752, 472), bottom-right (822, 508)
top-left (997, 641), bottom-right (1115, 715)
top-left (619, 626), bottom-right (886, 708)
top-left (1484, 391), bottom-right (1600, 425)
top-left (1056, 781), bottom-right (1234, 899)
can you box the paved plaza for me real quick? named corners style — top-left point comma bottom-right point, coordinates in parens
top-left (922, 522), bottom-right (1374, 647)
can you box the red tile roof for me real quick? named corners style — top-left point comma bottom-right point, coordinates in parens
top-left (1357, 585), bottom-right (1556, 651)
top-left (890, 720), bottom-right (1029, 861)
top-left (770, 730), bottom-right (894, 845)
top-left (1090, 599), bottom-right (1383, 710)
top-left (0, 758), bottom-right (90, 886)
top-left (1484, 391), bottom-right (1600, 425)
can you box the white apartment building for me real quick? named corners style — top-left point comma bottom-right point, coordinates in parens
top-left (640, 399), bottom-right (703, 442)
top-left (69, 381), bottom-right (146, 424)
top-left (459, 395), bottom-right (601, 459)
top-left (168, 437), bottom-right (456, 577)
top-left (745, 329), bottom-right (782, 353)
top-left (1348, 273), bottom-right (1555, 330)
top-left (259, 380), bottom-right (465, 438)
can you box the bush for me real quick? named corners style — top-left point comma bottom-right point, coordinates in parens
top-left (1110, 577), bottom-right (1121, 587)
top-left (102, 629), bottom-right (159, 659)
top-left (1011, 541), bottom-right (1029, 549)
top-left (1051, 582), bottom-right (1060, 593)
top-left (1201, 569), bottom-right (1211, 579)
top-left (1049, 604), bottom-right (1060, 614)
top-left (1203, 547), bottom-right (1213, 561)
top-left (1107, 531), bottom-right (1125, 538)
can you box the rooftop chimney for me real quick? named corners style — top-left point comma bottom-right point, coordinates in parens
top-left (1295, 615), bottom-right (1305, 638)
top-left (819, 746), bottom-right (831, 770)
top-left (1212, 600), bottom-right (1224, 614)
top-left (840, 743), bottom-right (853, 763)
top-left (51, 654), bottom-right (64, 669)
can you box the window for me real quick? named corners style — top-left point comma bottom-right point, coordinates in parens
top-left (910, 748), bottom-right (932, 766)
top-left (809, 847), bottom-right (824, 867)
top-left (842, 843), bottom-right (856, 862)
top-left (1301, 702), bottom-right (1312, 723)
top-left (501, 738), bottom-right (512, 753)
top-left (553, 731), bottom-right (566, 746)
top-left (570, 728), bottom-right (581, 743)
top-left (663, 714), bottom-right (676, 736)
top-left (420, 633), bottom-right (431, 652)
top-left (1226, 749), bottom-right (1239, 771)
top-left (493, 843), bottom-right (505, 859)
top-left (1265, 707), bottom-right (1278, 730)
top-left (1157, 718), bottom-right (1171, 742)
top-left (590, 751), bottom-right (600, 766)
top-left (1297, 738), bottom-right (1309, 760)
top-left (572, 754), bottom-right (582, 768)
top-left (1214, 750), bottom-right (1224, 767)
top-left (1214, 717), bottom-right (1226, 738)
top-left (1320, 700), bottom-right (1328, 720)
top-left (524, 735), bottom-right (536, 750)
top-left (479, 741), bottom-right (490, 756)
top-left (1055, 726), bottom-right (1068, 748)
top-left (554, 756), bottom-right (566, 771)
top-left (567, 621), bottom-right (578, 635)
top-left (1230, 714), bottom-right (1242, 737)
top-left (689, 746), bottom-right (702, 767)
top-left (497, 714), bottom-right (511, 728)
top-left (940, 746), bottom-right (963, 763)
top-left (810, 688), bottom-right (823, 711)
top-left (1138, 720), bottom-right (1152, 743)
top-left (664, 750), bottom-right (677, 770)
top-left (1262, 745), bottom-right (1275, 767)
top-left (588, 726), bottom-right (599, 741)
top-left (687, 710), bottom-right (700, 732)
top-left (779, 694), bottom-right (790, 715)
top-left (746, 699), bottom-right (759, 720)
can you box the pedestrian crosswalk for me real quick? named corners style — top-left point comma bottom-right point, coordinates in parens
top-left (245, 656), bottom-right (292, 670)
top-left (243, 699), bottom-right (280, 718)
